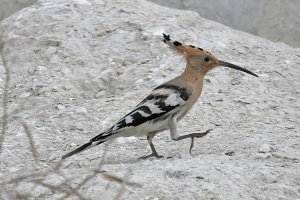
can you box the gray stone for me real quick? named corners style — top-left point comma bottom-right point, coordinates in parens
top-left (0, 0), bottom-right (36, 21)
top-left (258, 143), bottom-right (272, 153)
top-left (148, 0), bottom-right (300, 47)
top-left (0, 0), bottom-right (299, 199)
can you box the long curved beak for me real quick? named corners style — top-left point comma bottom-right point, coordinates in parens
top-left (218, 60), bottom-right (258, 77)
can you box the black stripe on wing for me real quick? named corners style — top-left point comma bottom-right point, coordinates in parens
top-left (89, 84), bottom-right (191, 142)
top-left (137, 84), bottom-right (190, 106)
top-left (111, 84), bottom-right (190, 132)
top-left (154, 84), bottom-right (190, 100)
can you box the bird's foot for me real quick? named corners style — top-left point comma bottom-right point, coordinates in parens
top-left (138, 153), bottom-right (164, 160)
top-left (175, 129), bottom-right (212, 154)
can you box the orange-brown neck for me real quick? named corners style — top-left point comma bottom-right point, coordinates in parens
top-left (177, 63), bottom-right (205, 113)
top-left (180, 62), bottom-right (205, 85)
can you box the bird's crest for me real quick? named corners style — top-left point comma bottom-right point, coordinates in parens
top-left (163, 33), bottom-right (211, 58)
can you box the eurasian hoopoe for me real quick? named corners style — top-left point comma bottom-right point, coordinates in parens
top-left (62, 33), bottom-right (258, 160)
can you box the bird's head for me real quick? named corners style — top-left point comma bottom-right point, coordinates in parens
top-left (163, 33), bottom-right (258, 77)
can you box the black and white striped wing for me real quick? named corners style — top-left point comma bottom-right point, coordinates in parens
top-left (92, 84), bottom-right (190, 141)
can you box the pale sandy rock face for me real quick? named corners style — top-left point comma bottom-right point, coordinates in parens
top-left (0, 0), bottom-right (299, 199)
top-left (0, 0), bottom-right (37, 21)
top-left (258, 0), bottom-right (300, 48)
top-left (148, 0), bottom-right (300, 47)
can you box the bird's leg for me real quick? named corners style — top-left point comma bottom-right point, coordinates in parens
top-left (169, 115), bottom-right (179, 140)
top-left (169, 116), bottom-right (212, 154)
top-left (175, 129), bottom-right (212, 154)
top-left (138, 132), bottom-right (163, 159)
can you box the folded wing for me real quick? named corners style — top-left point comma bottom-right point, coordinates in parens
top-left (91, 84), bottom-right (191, 141)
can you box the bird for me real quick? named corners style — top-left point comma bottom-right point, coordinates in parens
top-left (62, 33), bottom-right (258, 160)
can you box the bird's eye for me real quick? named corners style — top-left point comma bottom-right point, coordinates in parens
top-left (204, 57), bottom-right (210, 62)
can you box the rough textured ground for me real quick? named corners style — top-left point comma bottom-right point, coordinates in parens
top-left (0, 0), bottom-right (37, 21)
top-left (148, 0), bottom-right (300, 48)
top-left (0, 0), bottom-right (299, 199)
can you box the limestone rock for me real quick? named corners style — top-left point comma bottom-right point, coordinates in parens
top-left (0, 0), bottom-right (299, 199)
top-left (148, 0), bottom-right (300, 47)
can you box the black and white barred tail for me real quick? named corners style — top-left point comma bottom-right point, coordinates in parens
top-left (62, 134), bottom-right (106, 159)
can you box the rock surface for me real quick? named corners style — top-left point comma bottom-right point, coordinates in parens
top-left (0, 0), bottom-right (299, 199)
top-left (0, 0), bottom-right (37, 21)
top-left (148, 0), bottom-right (300, 47)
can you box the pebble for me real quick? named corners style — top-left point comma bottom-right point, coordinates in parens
top-left (27, 66), bottom-right (36, 75)
top-left (36, 65), bottom-right (47, 71)
top-left (143, 197), bottom-right (159, 200)
top-left (260, 73), bottom-right (269, 78)
top-left (48, 154), bottom-right (58, 161)
top-left (135, 78), bottom-right (144, 84)
top-left (9, 167), bottom-right (19, 172)
top-left (44, 46), bottom-right (57, 58)
top-left (217, 41), bottom-right (226, 48)
top-left (76, 107), bottom-right (88, 114)
top-left (73, 0), bottom-right (92, 5)
top-left (78, 161), bottom-right (90, 168)
top-left (256, 153), bottom-right (272, 159)
top-left (65, 142), bottom-right (77, 150)
top-left (258, 143), bottom-right (272, 153)
top-left (56, 104), bottom-right (66, 110)
top-left (94, 90), bottom-right (106, 98)
top-left (61, 67), bottom-right (72, 76)
top-left (19, 92), bottom-right (31, 98)
top-left (225, 151), bottom-right (235, 156)
top-left (115, 136), bottom-right (139, 144)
